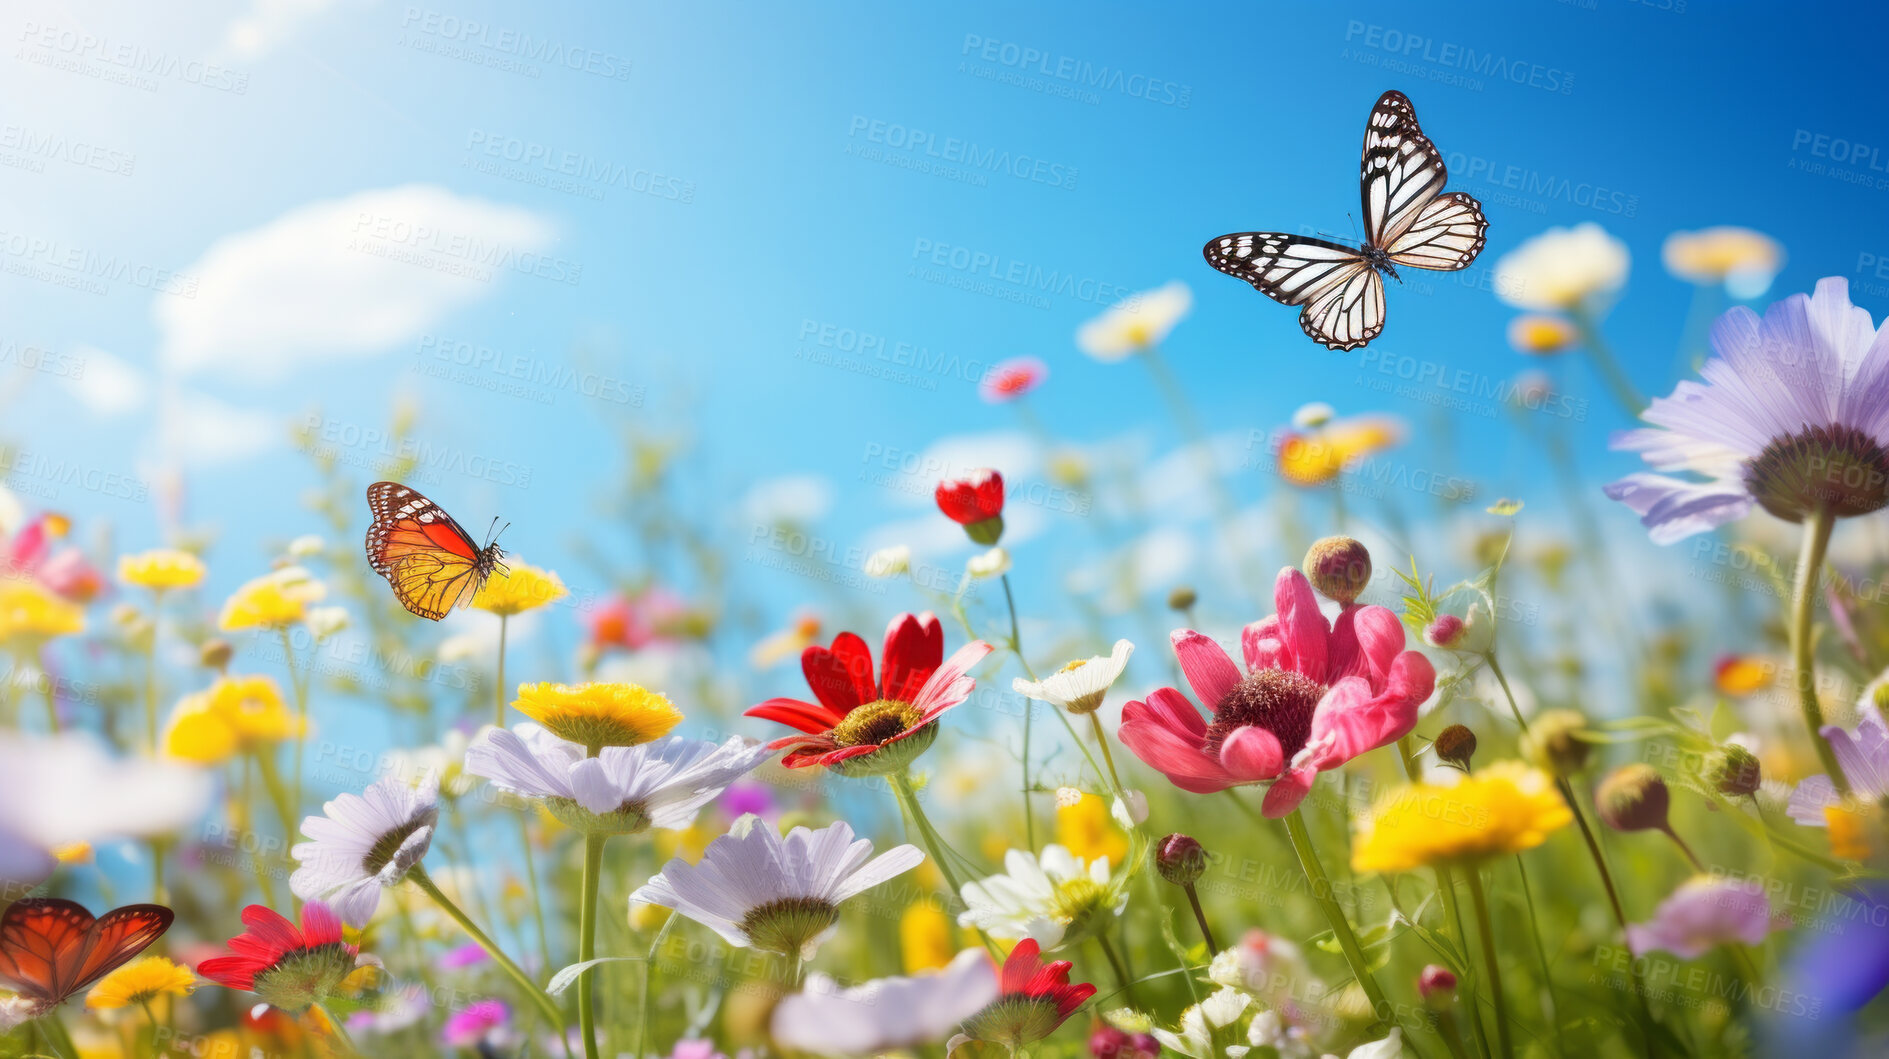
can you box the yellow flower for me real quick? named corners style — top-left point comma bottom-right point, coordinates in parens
top-left (1055, 792), bottom-right (1128, 864)
top-left (654, 816), bottom-right (720, 862)
top-left (117, 549), bottom-right (206, 591)
top-left (85, 956), bottom-right (197, 1009)
top-left (750, 612), bottom-right (822, 669)
top-left (629, 902), bottom-right (673, 932)
top-left (1662, 226), bottom-right (1783, 296)
top-left (473, 560), bottom-right (568, 617)
top-left (1352, 761), bottom-right (1572, 873)
top-left (218, 566), bottom-right (325, 630)
top-left (512, 681), bottom-right (682, 749)
top-left (1276, 414), bottom-right (1406, 487)
top-left (1825, 804), bottom-right (1874, 860)
top-left (164, 675), bottom-right (304, 763)
top-left (900, 899), bottom-right (955, 973)
top-left (52, 841), bottom-right (93, 864)
top-left (1494, 223), bottom-right (1629, 311)
top-left (1714, 655), bottom-right (1771, 696)
top-left (1076, 281), bottom-right (1193, 361)
top-left (1505, 314), bottom-right (1579, 356)
top-left (0, 579), bottom-right (86, 644)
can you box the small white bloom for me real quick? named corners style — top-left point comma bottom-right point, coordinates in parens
top-left (1335, 1029), bottom-right (1403, 1059)
top-left (864, 544), bottom-right (911, 578)
top-left (771, 949), bottom-right (999, 1056)
top-left (1077, 281), bottom-right (1193, 361)
top-left (306, 606), bottom-right (349, 640)
top-left (1012, 639), bottom-right (1133, 715)
top-left (290, 771), bottom-right (440, 927)
top-left (966, 546), bottom-right (1011, 579)
top-left (957, 844), bottom-right (1123, 950)
top-left (1153, 987), bottom-right (1251, 1059)
top-left (1494, 222), bottom-right (1629, 311)
top-left (1112, 789), bottom-right (1148, 828)
top-left (1054, 785), bottom-right (1084, 809)
top-left (286, 534), bottom-right (326, 559)
top-left (1291, 402), bottom-right (1335, 429)
top-left (631, 816), bottom-right (923, 958)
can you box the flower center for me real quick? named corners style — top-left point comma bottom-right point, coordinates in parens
top-left (829, 698), bottom-right (922, 748)
top-left (250, 943), bottom-right (356, 1014)
top-left (738, 896), bottom-right (840, 956)
top-left (961, 995), bottom-right (1067, 1050)
top-left (1059, 659), bottom-right (1089, 674)
top-left (1206, 669), bottom-right (1325, 763)
top-left (361, 817), bottom-right (431, 877)
top-left (1743, 424), bottom-right (1889, 521)
top-left (1049, 876), bottom-right (1110, 928)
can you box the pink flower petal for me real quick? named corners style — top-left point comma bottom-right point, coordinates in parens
top-left (1307, 653), bottom-right (1434, 769)
top-left (910, 640), bottom-right (995, 724)
top-left (1261, 766), bottom-right (1317, 817)
top-left (1171, 629), bottom-right (1241, 710)
top-left (1242, 617), bottom-right (1284, 671)
top-left (1117, 718), bottom-right (1236, 793)
top-left (1220, 726), bottom-right (1285, 781)
top-left (1125, 687), bottom-right (1208, 738)
top-left (1272, 569), bottom-right (1329, 681)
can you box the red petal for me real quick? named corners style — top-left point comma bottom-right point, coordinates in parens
top-left (801, 632), bottom-right (877, 713)
top-left (745, 697), bottom-right (843, 735)
top-left (881, 612), bottom-right (943, 703)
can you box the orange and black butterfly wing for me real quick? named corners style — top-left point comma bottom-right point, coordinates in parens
top-left (0, 899), bottom-right (93, 1002)
top-left (65, 904), bottom-right (172, 997)
top-left (365, 481), bottom-right (492, 621)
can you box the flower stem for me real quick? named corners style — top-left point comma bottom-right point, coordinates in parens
top-left (279, 626), bottom-right (308, 817)
top-left (1282, 807), bottom-right (1389, 1024)
top-left (892, 770), bottom-right (1001, 960)
top-left (496, 614), bottom-right (510, 729)
top-left (41, 1010), bottom-right (79, 1058)
top-left (1097, 932), bottom-right (1137, 1006)
top-left (1790, 505), bottom-right (1848, 793)
top-left (1463, 867), bottom-right (1512, 1059)
top-left (1182, 882), bottom-right (1219, 954)
top-left (1569, 306), bottom-right (1645, 416)
top-left (1000, 572), bottom-right (1038, 851)
top-left (518, 814), bottom-right (555, 992)
top-left (1511, 855), bottom-right (1561, 1052)
top-left (578, 830), bottom-right (606, 1059)
top-left (409, 863), bottom-right (571, 1050)
top-left (144, 593), bottom-right (162, 754)
top-left (311, 1002), bottom-right (360, 1056)
top-left (635, 911), bottom-right (679, 1059)
top-left (253, 749), bottom-right (297, 841)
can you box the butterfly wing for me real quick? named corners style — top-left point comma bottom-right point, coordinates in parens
top-left (1385, 190), bottom-right (1487, 272)
top-left (66, 905), bottom-right (172, 997)
top-left (365, 481), bottom-right (491, 621)
top-left (1361, 90), bottom-right (1451, 252)
top-left (0, 899), bottom-right (93, 1002)
top-left (1202, 233), bottom-right (1384, 351)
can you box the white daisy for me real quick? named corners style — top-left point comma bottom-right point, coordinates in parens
top-left (464, 724), bottom-right (772, 834)
top-left (630, 815), bottom-right (923, 958)
top-left (1077, 281), bottom-right (1193, 361)
top-left (290, 771), bottom-right (440, 927)
top-left (957, 844), bottom-right (1124, 950)
top-left (1152, 987), bottom-right (1252, 1059)
top-left (1494, 222), bottom-right (1629, 312)
top-left (966, 546), bottom-right (1011, 579)
top-left (769, 949), bottom-right (999, 1056)
top-left (1012, 639), bottom-right (1134, 715)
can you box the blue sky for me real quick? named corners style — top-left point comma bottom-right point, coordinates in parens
top-left (6, 0), bottom-right (1889, 686)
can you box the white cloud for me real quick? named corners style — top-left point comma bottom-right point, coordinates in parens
top-left (155, 388), bottom-right (280, 467)
top-left (157, 184), bottom-right (556, 381)
top-left (63, 346), bottom-right (147, 416)
top-left (743, 474), bottom-right (834, 526)
top-left (223, 0), bottom-right (341, 61)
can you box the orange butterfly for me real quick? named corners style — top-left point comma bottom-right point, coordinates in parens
top-left (365, 481), bottom-right (508, 621)
top-left (0, 899), bottom-right (172, 1016)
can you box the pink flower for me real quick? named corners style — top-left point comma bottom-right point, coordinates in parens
top-left (1627, 876), bottom-right (1780, 958)
top-left (441, 999), bottom-right (509, 1047)
top-left (979, 357), bottom-right (1049, 403)
top-left (1118, 567), bottom-right (1435, 817)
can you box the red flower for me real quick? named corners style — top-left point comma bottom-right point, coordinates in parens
top-left (746, 612), bottom-right (992, 776)
top-left (958, 939), bottom-right (1097, 1049)
top-left (935, 470), bottom-right (1006, 544)
top-left (198, 902), bottom-right (360, 1013)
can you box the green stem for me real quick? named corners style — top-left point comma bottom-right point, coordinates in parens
top-left (1437, 866), bottom-right (1492, 1059)
top-left (635, 911), bottom-right (679, 1059)
top-left (41, 666), bottom-right (59, 734)
top-left (1282, 807), bottom-right (1390, 1024)
top-left (578, 831), bottom-right (606, 1059)
top-left (409, 863), bottom-right (571, 1050)
top-left (1183, 883), bottom-right (1219, 954)
top-left (1097, 933), bottom-right (1137, 1006)
top-left (892, 770), bottom-right (1001, 961)
top-left (1464, 867), bottom-right (1512, 1059)
top-left (1512, 855), bottom-right (1561, 1052)
top-left (40, 1010), bottom-right (78, 1058)
top-left (1790, 505), bottom-right (1847, 793)
top-left (1569, 306), bottom-right (1645, 416)
top-left (279, 626), bottom-right (308, 817)
top-left (144, 592), bottom-right (162, 754)
top-left (313, 1002), bottom-right (360, 1056)
top-left (496, 613), bottom-right (510, 729)
top-left (1087, 712), bottom-right (1127, 798)
top-left (253, 749), bottom-right (297, 842)
top-left (1002, 573), bottom-right (1037, 851)
top-left (518, 814), bottom-right (555, 991)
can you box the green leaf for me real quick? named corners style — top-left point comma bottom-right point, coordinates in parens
top-left (547, 956), bottom-right (645, 995)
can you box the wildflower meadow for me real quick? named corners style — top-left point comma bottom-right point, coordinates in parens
top-left (5, 3), bottom-right (1889, 1059)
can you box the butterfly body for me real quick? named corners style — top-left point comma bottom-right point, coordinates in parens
top-left (364, 481), bottom-right (506, 621)
top-left (0, 899), bottom-right (172, 1013)
top-left (1203, 90), bottom-right (1488, 351)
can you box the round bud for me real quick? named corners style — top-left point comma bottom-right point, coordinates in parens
top-left (1303, 536), bottom-right (1373, 605)
top-left (1711, 744), bottom-right (1762, 796)
top-left (1167, 585), bottom-right (1198, 613)
top-left (1418, 964), bottom-right (1458, 1005)
top-left (200, 638), bottom-right (234, 670)
top-left (1596, 764), bottom-right (1671, 833)
top-left (1424, 614), bottom-right (1467, 649)
top-left (1156, 833), bottom-right (1207, 887)
top-left (1435, 725), bottom-right (1477, 771)
top-left (1522, 709), bottom-right (1592, 777)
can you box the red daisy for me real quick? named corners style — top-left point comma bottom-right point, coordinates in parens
top-left (935, 469), bottom-right (1005, 545)
top-left (978, 357), bottom-right (1048, 403)
top-left (746, 612), bottom-right (993, 776)
top-left (198, 902), bottom-right (361, 1013)
top-left (957, 939), bottom-right (1097, 1050)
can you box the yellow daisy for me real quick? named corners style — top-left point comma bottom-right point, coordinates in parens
top-left (0, 579), bottom-right (85, 645)
top-left (1055, 792), bottom-right (1128, 865)
top-left (899, 898), bottom-right (955, 973)
top-left (164, 675), bottom-right (304, 763)
top-left (511, 681), bottom-right (682, 749)
top-left (1351, 761), bottom-right (1572, 873)
top-left (218, 566), bottom-right (325, 630)
top-left (1662, 226), bottom-right (1783, 296)
top-left (117, 549), bottom-right (207, 591)
top-left (473, 560), bottom-right (569, 617)
top-left (1276, 414), bottom-right (1406, 487)
top-left (1505, 314), bottom-right (1579, 356)
top-left (85, 956), bottom-right (196, 1009)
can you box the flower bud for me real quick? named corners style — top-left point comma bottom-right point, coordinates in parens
top-left (1418, 964), bottom-right (1457, 1006)
top-left (1423, 614), bottom-right (1467, 648)
top-left (1303, 536), bottom-right (1372, 605)
top-left (1155, 834), bottom-right (1207, 887)
top-left (1596, 764), bottom-right (1671, 833)
top-left (1710, 744), bottom-right (1762, 796)
top-left (199, 638), bottom-right (234, 671)
top-left (1167, 585), bottom-right (1198, 612)
top-left (1089, 1023), bottom-right (1160, 1059)
top-left (1522, 709), bottom-right (1591, 776)
top-left (1434, 725), bottom-right (1477, 771)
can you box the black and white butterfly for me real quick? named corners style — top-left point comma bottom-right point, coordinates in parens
top-left (1203, 90), bottom-right (1488, 351)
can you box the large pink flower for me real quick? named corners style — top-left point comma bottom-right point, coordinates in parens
top-left (1118, 567), bottom-right (1435, 817)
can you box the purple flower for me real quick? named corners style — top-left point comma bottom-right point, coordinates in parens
top-left (1788, 710), bottom-right (1889, 826)
top-left (720, 780), bottom-right (777, 820)
top-left (441, 999), bottom-right (509, 1047)
top-left (1627, 876), bottom-right (1778, 958)
top-left (1605, 278), bottom-right (1889, 543)
top-left (437, 941), bottom-right (490, 970)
